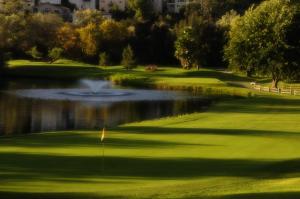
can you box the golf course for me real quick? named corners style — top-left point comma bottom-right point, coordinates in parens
top-left (1, 60), bottom-right (300, 199)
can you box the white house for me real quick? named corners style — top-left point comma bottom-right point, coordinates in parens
top-left (39, 0), bottom-right (61, 4)
top-left (69, 0), bottom-right (98, 10)
top-left (166, 0), bottom-right (190, 13)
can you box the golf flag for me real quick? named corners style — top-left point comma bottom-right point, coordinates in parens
top-left (101, 127), bottom-right (105, 142)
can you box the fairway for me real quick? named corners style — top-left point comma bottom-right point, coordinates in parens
top-left (1, 95), bottom-right (300, 199)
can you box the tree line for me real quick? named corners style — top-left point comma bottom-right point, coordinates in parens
top-left (1, 0), bottom-right (299, 87)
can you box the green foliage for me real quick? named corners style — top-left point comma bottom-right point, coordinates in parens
top-left (122, 45), bottom-right (136, 70)
top-left (77, 23), bottom-right (101, 57)
top-left (175, 17), bottom-right (224, 69)
top-left (99, 52), bottom-right (111, 66)
top-left (175, 27), bottom-right (195, 69)
top-left (48, 48), bottom-right (63, 63)
top-left (225, 0), bottom-right (300, 87)
top-left (27, 46), bottom-right (43, 60)
top-left (184, 0), bottom-right (263, 20)
top-left (74, 9), bottom-right (103, 26)
top-left (0, 13), bottom-right (27, 50)
top-left (127, 0), bottom-right (154, 21)
top-left (27, 13), bottom-right (64, 52)
top-left (0, 0), bottom-right (28, 15)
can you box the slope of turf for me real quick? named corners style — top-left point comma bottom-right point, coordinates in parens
top-left (5, 59), bottom-right (255, 96)
top-left (1, 95), bottom-right (300, 199)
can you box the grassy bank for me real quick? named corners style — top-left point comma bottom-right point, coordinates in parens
top-left (5, 59), bottom-right (257, 96)
top-left (1, 95), bottom-right (300, 198)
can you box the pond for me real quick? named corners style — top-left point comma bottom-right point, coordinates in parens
top-left (0, 78), bottom-right (211, 135)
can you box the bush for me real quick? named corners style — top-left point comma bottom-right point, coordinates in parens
top-left (27, 46), bottom-right (43, 60)
top-left (99, 52), bottom-right (111, 66)
top-left (48, 47), bottom-right (63, 63)
top-left (121, 45), bottom-right (136, 70)
top-left (145, 65), bottom-right (158, 72)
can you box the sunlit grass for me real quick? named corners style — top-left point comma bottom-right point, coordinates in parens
top-left (1, 95), bottom-right (300, 198)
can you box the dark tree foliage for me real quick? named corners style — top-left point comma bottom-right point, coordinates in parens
top-left (130, 20), bottom-right (176, 65)
top-left (0, 51), bottom-right (5, 71)
top-left (61, 0), bottom-right (77, 11)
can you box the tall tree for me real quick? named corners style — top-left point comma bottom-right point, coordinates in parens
top-left (225, 0), bottom-right (300, 87)
top-left (175, 16), bottom-right (224, 69)
top-left (77, 23), bottom-right (101, 56)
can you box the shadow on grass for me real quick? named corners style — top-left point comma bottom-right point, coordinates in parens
top-left (0, 191), bottom-right (124, 199)
top-left (209, 96), bottom-right (300, 114)
top-left (0, 132), bottom-right (214, 148)
top-left (1, 152), bottom-right (300, 180)
top-left (184, 70), bottom-right (252, 82)
top-left (203, 192), bottom-right (300, 199)
top-left (3, 66), bottom-right (104, 79)
top-left (116, 126), bottom-right (300, 138)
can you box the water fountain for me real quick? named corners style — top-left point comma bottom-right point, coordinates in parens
top-left (11, 79), bottom-right (189, 102)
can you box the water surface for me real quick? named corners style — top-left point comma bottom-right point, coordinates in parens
top-left (0, 78), bottom-right (210, 135)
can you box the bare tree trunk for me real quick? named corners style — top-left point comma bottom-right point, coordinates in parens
top-left (272, 79), bottom-right (279, 88)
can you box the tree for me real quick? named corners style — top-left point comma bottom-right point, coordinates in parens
top-left (61, 0), bottom-right (77, 11)
top-left (110, 4), bottom-right (129, 20)
top-left (0, 0), bottom-right (29, 15)
top-left (99, 52), bottom-right (111, 66)
top-left (48, 47), bottom-right (63, 63)
top-left (26, 13), bottom-right (63, 53)
top-left (56, 23), bottom-right (81, 57)
top-left (0, 13), bottom-right (27, 51)
top-left (27, 46), bottom-right (43, 60)
top-left (121, 45), bottom-right (136, 70)
top-left (99, 19), bottom-right (129, 61)
top-left (77, 23), bottom-right (101, 56)
top-left (0, 50), bottom-right (6, 71)
top-left (127, 0), bottom-right (154, 21)
top-left (225, 0), bottom-right (300, 88)
top-left (175, 17), bottom-right (224, 69)
top-left (175, 27), bottom-right (195, 69)
top-left (74, 9), bottom-right (103, 27)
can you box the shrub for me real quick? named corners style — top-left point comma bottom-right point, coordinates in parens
top-left (27, 46), bottom-right (43, 60)
top-left (121, 45), bottom-right (136, 70)
top-left (145, 65), bottom-right (158, 72)
top-left (48, 47), bottom-right (63, 63)
top-left (99, 52), bottom-right (111, 66)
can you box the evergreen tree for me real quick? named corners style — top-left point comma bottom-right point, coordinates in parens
top-left (121, 45), bottom-right (136, 70)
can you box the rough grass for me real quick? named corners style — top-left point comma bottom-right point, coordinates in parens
top-left (1, 95), bottom-right (300, 199)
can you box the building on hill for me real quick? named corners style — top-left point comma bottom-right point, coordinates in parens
top-left (99, 0), bottom-right (125, 13)
top-left (0, 0), bottom-right (187, 17)
top-left (166, 0), bottom-right (190, 13)
top-left (34, 2), bottom-right (72, 21)
top-left (39, 0), bottom-right (61, 4)
top-left (69, 0), bottom-right (98, 10)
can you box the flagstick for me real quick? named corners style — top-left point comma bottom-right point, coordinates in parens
top-left (102, 140), bottom-right (105, 173)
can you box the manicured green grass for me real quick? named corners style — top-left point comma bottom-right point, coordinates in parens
top-left (1, 95), bottom-right (300, 199)
top-left (2, 59), bottom-right (300, 198)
